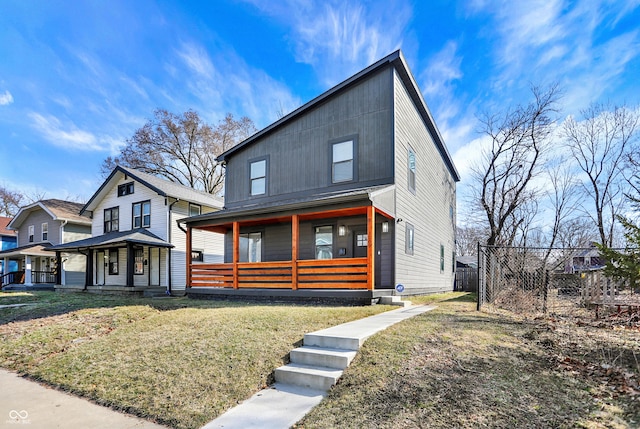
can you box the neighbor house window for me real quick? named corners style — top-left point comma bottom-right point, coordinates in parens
top-left (408, 146), bottom-right (416, 193)
top-left (405, 223), bottom-right (414, 255)
top-left (191, 250), bottom-right (204, 262)
top-left (28, 225), bottom-right (34, 242)
top-left (240, 232), bottom-right (262, 262)
top-left (134, 248), bottom-right (144, 275)
top-left (189, 203), bottom-right (201, 217)
top-left (42, 223), bottom-right (48, 241)
top-left (132, 201), bottom-right (151, 228)
top-left (104, 207), bottom-right (119, 233)
top-left (332, 140), bottom-right (353, 183)
top-left (250, 159), bottom-right (267, 196)
top-left (315, 226), bottom-right (333, 259)
top-left (108, 249), bottom-right (119, 275)
top-left (118, 182), bottom-right (134, 197)
top-left (440, 244), bottom-right (445, 273)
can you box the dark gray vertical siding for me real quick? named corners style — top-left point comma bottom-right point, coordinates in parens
top-left (224, 67), bottom-right (394, 207)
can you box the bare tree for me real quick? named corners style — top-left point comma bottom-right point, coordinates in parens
top-left (0, 185), bottom-right (24, 217)
top-left (102, 110), bottom-right (256, 194)
top-left (543, 158), bottom-right (579, 249)
top-left (563, 103), bottom-right (640, 247)
top-left (456, 225), bottom-right (488, 256)
top-left (556, 218), bottom-right (598, 248)
top-left (471, 84), bottom-right (561, 246)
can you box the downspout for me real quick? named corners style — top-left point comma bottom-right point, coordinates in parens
top-left (167, 198), bottom-right (180, 295)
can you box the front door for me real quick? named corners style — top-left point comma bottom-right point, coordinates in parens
top-left (96, 251), bottom-right (105, 285)
top-left (353, 228), bottom-right (368, 258)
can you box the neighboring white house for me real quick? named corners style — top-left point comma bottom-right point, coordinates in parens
top-left (0, 199), bottom-right (91, 289)
top-left (49, 166), bottom-right (224, 295)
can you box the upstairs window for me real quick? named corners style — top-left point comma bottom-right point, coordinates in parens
top-left (104, 207), bottom-right (119, 233)
top-left (28, 225), bottom-right (34, 243)
top-left (132, 201), bottom-right (151, 228)
top-left (118, 182), bottom-right (134, 197)
top-left (189, 203), bottom-right (201, 217)
top-left (250, 159), bottom-right (267, 196)
top-left (42, 223), bottom-right (48, 241)
top-left (239, 232), bottom-right (262, 262)
top-left (332, 140), bottom-right (353, 183)
top-left (408, 146), bottom-right (416, 193)
top-left (315, 226), bottom-right (333, 259)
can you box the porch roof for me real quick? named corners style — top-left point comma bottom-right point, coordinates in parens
top-left (46, 229), bottom-right (174, 252)
top-left (0, 243), bottom-right (52, 258)
top-left (182, 184), bottom-right (394, 228)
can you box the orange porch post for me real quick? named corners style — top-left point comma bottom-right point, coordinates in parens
top-left (367, 205), bottom-right (375, 290)
top-left (291, 214), bottom-right (299, 290)
top-left (233, 221), bottom-right (239, 289)
top-left (186, 226), bottom-right (192, 288)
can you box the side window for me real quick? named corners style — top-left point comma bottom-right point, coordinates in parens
top-left (440, 244), bottom-right (445, 273)
top-left (108, 249), bottom-right (119, 275)
top-left (250, 159), bottom-right (267, 196)
top-left (28, 225), bottom-right (34, 242)
top-left (240, 232), bottom-right (262, 262)
top-left (104, 207), bottom-right (119, 233)
top-left (189, 203), bottom-right (201, 217)
top-left (405, 223), bottom-right (414, 255)
top-left (332, 140), bottom-right (354, 183)
top-left (191, 250), bottom-right (204, 262)
top-left (315, 226), bottom-right (333, 259)
top-left (408, 146), bottom-right (416, 193)
top-left (42, 223), bottom-right (48, 241)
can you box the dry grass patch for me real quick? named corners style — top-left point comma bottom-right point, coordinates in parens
top-left (298, 294), bottom-right (640, 428)
top-left (0, 291), bottom-right (393, 428)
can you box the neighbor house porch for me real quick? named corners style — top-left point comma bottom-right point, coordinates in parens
top-left (0, 244), bottom-right (58, 289)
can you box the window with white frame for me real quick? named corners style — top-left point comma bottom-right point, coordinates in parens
top-left (239, 232), bottom-right (262, 262)
top-left (42, 223), bottom-right (48, 241)
top-left (132, 201), bottom-right (151, 228)
top-left (315, 226), bottom-right (333, 259)
top-left (332, 140), bottom-right (353, 183)
top-left (189, 203), bottom-right (201, 217)
top-left (28, 225), bottom-right (34, 242)
top-left (405, 223), bottom-right (414, 255)
top-left (250, 159), bottom-right (267, 196)
top-left (408, 146), bottom-right (416, 193)
top-left (104, 207), bottom-right (119, 233)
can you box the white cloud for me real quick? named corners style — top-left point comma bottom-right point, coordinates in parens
top-left (0, 90), bottom-right (13, 105)
top-left (243, 0), bottom-right (411, 87)
top-left (176, 42), bottom-right (215, 77)
top-left (28, 112), bottom-right (103, 151)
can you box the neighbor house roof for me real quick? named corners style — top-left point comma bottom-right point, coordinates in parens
top-left (0, 216), bottom-right (16, 237)
top-left (8, 199), bottom-right (90, 230)
top-left (81, 166), bottom-right (224, 215)
top-left (47, 228), bottom-right (173, 251)
top-left (0, 243), bottom-right (52, 257)
top-left (216, 50), bottom-right (460, 182)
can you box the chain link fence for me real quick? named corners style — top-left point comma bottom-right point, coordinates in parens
top-left (477, 245), bottom-right (639, 318)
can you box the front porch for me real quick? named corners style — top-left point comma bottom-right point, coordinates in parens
top-left (186, 203), bottom-right (396, 301)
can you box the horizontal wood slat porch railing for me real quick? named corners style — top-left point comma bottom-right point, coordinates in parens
top-left (190, 257), bottom-right (369, 289)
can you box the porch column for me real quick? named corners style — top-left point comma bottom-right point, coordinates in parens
top-left (24, 255), bottom-right (33, 285)
top-left (126, 243), bottom-right (134, 287)
top-left (291, 214), bottom-right (299, 290)
top-left (367, 206), bottom-right (375, 291)
top-left (2, 257), bottom-right (8, 275)
top-left (186, 226), bottom-right (192, 288)
top-left (233, 221), bottom-right (239, 289)
top-left (85, 249), bottom-right (93, 286)
top-left (55, 251), bottom-right (62, 285)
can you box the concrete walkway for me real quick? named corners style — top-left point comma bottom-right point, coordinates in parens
top-left (203, 303), bottom-right (436, 429)
top-left (0, 369), bottom-right (167, 429)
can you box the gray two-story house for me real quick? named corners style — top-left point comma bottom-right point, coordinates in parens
top-left (182, 50), bottom-right (459, 304)
top-left (0, 199), bottom-right (91, 288)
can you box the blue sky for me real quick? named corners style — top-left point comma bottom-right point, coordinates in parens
top-left (0, 0), bottom-right (639, 207)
